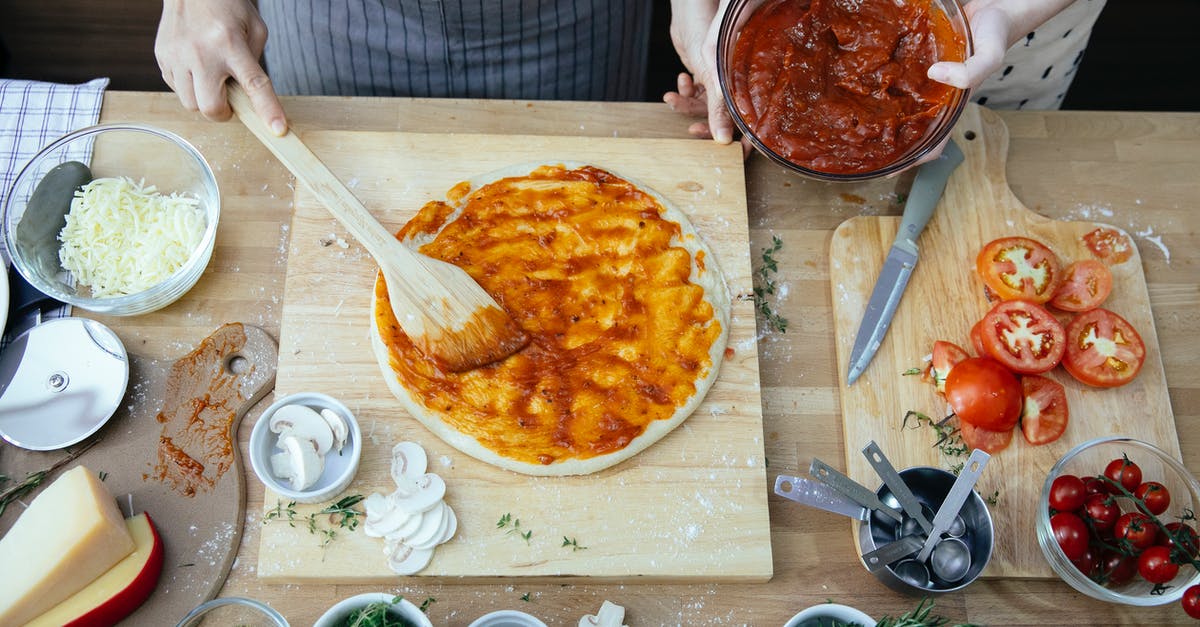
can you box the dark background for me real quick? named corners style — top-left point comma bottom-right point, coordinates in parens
top-left (2, 0), bottom-right (1198, 112)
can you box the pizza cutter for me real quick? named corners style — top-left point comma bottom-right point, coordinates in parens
top-left (0, 317), bottom-right (128, 450)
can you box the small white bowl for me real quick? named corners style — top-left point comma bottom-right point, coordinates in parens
top-left (783, 603), bottom-right (875, 627)
top-left (469, 609), bottom-right (548, 627)
top-left (249, 392), bottom-right (362, 504)
top-left (314, 593), bottom-right (432, 627)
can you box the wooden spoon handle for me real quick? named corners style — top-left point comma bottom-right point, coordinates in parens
top-left (226, 83), bottom-right (411, 268)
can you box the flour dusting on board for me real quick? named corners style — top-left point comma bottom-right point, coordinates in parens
top-left (1062, 200), bottom-right (1174, 264)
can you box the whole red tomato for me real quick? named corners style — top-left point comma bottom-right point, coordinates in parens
top-left (1097, 550), bottom-right (1137, 586)
top-left (1136, 545), bottom-right (1179, 584)
top-left (1133, 481), bottom-right (1170, 515)
top-left (1161, 522), bottom-right (1199, 559)
top-left (1049, 475), bottom-right (1087, 513)
top-left (1051, 511), bottom-right (1091, 561)
top-left (944, 357), bottom-right (1023, 431)
top-left (1114, 512), bottom-right (1157, 550)
top-left (1183, 584), bottom-right (1200, 619)
top-left (1083, 476), bottom-right (1107, 496)
top-left (1082, 493), bottom-right (1120, 533)
top-left (1104, 457), bottom-right (1143, 493)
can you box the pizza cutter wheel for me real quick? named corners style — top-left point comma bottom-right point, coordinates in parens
top-left (0, 317), bottom-right (129, 450)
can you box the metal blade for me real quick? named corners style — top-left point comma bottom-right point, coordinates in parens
top-left (846, 246), bottom-right (917, 385)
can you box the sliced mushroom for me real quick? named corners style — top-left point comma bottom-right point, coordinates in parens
top-left (364, 493), bottom-right (415, 538)
top-left (579, 601), bottom-right (628, 627)
top-left (269, 452), bottom-right (293, 479)
top-left (319, 407), bottom-right (350, 451)
top-left (438, 505), bottom-right (458, 545)
top-left (269, 404), bottom-right (335, 455)
top-left (384, 539), bottom-right (435, 575)
top-left (403, 502), bottom-right (448, 550)
top-left (277, 433), bottom-right (325, 491)
top-left (391, 473), bottom-right (446, 514)
top-left (390, 441), bottom-right (428, 483)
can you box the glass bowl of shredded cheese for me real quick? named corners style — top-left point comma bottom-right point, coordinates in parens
top-left (2, 123), bottom-right (219, 315)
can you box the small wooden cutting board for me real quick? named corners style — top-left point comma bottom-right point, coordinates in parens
top-left (830, 104), bottom-right (1179, 578)
top-left (0, 322), bottom-right (277, 624)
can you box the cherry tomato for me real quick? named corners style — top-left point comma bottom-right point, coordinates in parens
top-left (1083, 227), bottom-right (1134, 265)
top-left (1083, 493), bottom-right (1120, 533)
top-left (1182, 584), bottom-right (1200, 619)
top-left (1069, 545), bottom-right (1098, 578)
top-left (1136, 545), bottom-right (1179, 584)
top-left (1161, 522), bottom-right (1199, 559)
top-left (1020, 375), bottom-right (1069, 445)
top-left (1083, 476), bottom-right (1107, 496)
top-left (1051, 511), bottom-right (1091, 561)
top-left (976, 236), bottom-right (1063, 304)
top-left (945, 357), bottom-right (1023, 431)
top-left (1049, 474), bottom-right (1087, 513)
top-left (958, 420), bottom-right (1014, 454)
top-left (1104, 457), bottom-right (1143, 493)
top-left (1097, 550), bottom-right (1137, 586)
top-left (1133, 481), bottom-right (1171, 516)
top-left (977, 300), bottom-right (1066, 374)
top-left (1114, 512), bottom-right (1157, 551)
top-left (1062, 308), bottom-right (1146, 388)
top-left (969, 319), bottom-right (988, 357)
top-left (923, 340), bottom-right (970, 395)
top-left (1050, 259), bottom-right (1113, 312)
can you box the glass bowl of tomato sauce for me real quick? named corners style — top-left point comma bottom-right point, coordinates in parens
top-left (1038, 436), bottom-right (1200, 606)
top-left (717, 0), bottom-right (973, 181)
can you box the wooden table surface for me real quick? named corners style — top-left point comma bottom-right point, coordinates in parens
top-left (96, 92), bottom-right (1200, 626)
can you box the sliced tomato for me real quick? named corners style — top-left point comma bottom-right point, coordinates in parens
top-left (959, 420), bottom-right (1014, 454)
top-left (977, 300), bottom-right (1066, 374)
top-left (969, 319), bottom-right (987, 357)
top-left (976, 236), bottom-right (1063, 304)
top-left (944, 357), bottom-right (1023, 431)
top-left (923, 340), bottom-right (970, 394)
top-left (1062, 308), bottom-right (1146, 387)
top-left (1082, 227), bottom-right (1134, 265)
top-left (1020, 375), bottom-right (1069, 445)
top-left (1050, 259), bottom-right (1113, 312)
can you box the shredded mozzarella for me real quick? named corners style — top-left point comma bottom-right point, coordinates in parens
top-left (58, 177), bottom-right (207, 298)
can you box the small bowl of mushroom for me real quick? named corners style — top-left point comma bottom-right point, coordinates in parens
top-left (249, 392), bottom-right (362, 504)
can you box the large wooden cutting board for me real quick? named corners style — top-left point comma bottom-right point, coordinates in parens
top-left (259, 132), bottom-right (772, 582)
top-left (830, 105), bottom-right (1179, 578)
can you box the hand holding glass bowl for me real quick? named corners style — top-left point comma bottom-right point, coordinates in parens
top-left (2, 123), bottom-right (219, 316)
top-left (716, 0), bottom-right (973, 181)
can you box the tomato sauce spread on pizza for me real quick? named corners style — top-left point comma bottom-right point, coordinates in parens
top-left (372, 164), bottom-right (729, 474)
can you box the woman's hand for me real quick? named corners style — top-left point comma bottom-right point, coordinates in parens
top-left (154, 0), bottom-right (287, 135)
top-left (664, 0), bottom-right (734, 145)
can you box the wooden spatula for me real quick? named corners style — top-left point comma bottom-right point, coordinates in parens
top-left (226, 83), bottom-right (528, 372)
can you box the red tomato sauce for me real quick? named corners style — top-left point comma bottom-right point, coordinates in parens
top-left (730, 0), bottom-right (966, 174)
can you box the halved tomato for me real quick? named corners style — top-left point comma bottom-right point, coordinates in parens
top-left (969, 320), bottom-right (987, 357)
top-left (959, 420), bottom-right (1014, 454)
top-left (944, 357), bottom-right (1023, 431)
top-left (977, 300), bottom-right (1066, 374)
top-left (1082, 227), bottom-right (1134, 265)
top-left (1063, 308), bottom-right (1146, 388)
top-left (1020, 375), bottom-right (1069, 445)
top-left (923, 340), bottom-right (970, 394)
top-left (976, 236), bottom-right (1063, 304)
top-left (1050, 259), bottom-right (1113, 312)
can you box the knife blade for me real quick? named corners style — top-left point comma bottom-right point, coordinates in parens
top-left (846, 140), bottom-right (965, 385)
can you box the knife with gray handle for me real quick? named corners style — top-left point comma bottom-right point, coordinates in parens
top-left (846, 140), bottom-right (965, 385)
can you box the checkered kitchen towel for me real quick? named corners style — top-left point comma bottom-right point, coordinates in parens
top-left (0, 77), bottom-right (109, 340)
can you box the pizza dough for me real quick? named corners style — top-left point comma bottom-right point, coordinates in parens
top-left (370, 163), bottom-right (730, 475)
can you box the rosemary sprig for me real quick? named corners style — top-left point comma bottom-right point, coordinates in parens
top-left (875, 597), bottom-right (977, 627)
top-left (0, 439), bottom-right (99, 517)
top-left (752, 235), bottom-right (789, 333)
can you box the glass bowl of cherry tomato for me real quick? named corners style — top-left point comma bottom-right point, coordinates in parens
top-left (1038, 436), bottom-right (1200, 609)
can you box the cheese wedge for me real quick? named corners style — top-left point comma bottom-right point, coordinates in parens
top-left (0, 465), bottom-right (135, 626)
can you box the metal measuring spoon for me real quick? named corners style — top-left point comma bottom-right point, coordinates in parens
top-left (810, 458), bottom-right (904, 524)
top-left (930, 537), bottom-right (973, 582)
top-left (898, 503), bottom-right (966, 540)
top-left (774, 475), bottom-right (872, 521)
top-left (894, 449), bottom-right (991, 587)
top-left (860, 533), bottom-right (924, 572)
top-left (862, 440), bottom-right (933, 535)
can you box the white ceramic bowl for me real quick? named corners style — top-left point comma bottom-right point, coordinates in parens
top-left (469, 609), bottom-right (548, 627)
top-left (314, 593), bottom-right (432, 627)
top-left (248, 392), bottom-right (362, 504)
top-left (783, 603), bottom-right (875, 627)
top-left (3, 123), bottom-right (220, 315)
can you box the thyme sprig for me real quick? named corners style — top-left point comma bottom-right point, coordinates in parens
top-left (263, 495), bottom-right (365, 549)
top-left (903, 410), bottom-right (967, 459)
top-left (497, 513), bottom-right (533, 544)
top-left (561, 536), bottom-right (588, 551)
top-left (0, 439), bottom-right (99, 518)
top-left (752, 235), bottom-right (789, 333)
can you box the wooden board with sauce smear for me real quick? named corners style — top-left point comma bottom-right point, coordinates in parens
top-left (830, 105), bottom-right (1180, 578)
top-left (262, 133), bottom-right (773, 582)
